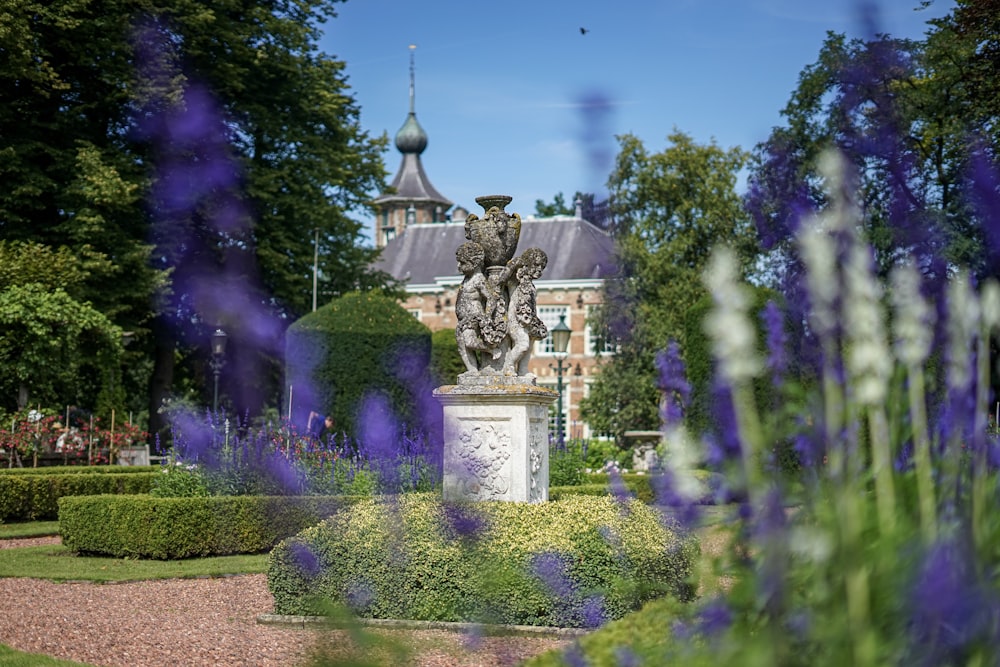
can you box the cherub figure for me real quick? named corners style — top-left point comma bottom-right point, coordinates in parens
top-left (454, 241), bottom-right (505, 374)
top-left (496, 247), bottom-right (548, 375)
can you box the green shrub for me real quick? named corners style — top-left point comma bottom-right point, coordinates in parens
top-left (523, 595), bottom-right (688, 666)
top-left (58, 494), bottom-right (360, 559)
top-left (284, 291), bottom-right (433, 437)
top-left (0, 465), bottom-right (156, 475)
top-left (0, 471), bottom-right (155, 521)
top-left (429, 328), bottom-right (465, 386)
top-left (267, 494), bottom-right (697, 628)
top-left (148, 463), bottom-right (210, 497)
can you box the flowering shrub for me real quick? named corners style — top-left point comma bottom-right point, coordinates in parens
top-left (537, 151), bottom-right (1000, 665)
top-left (155, 412), bottom-right (439, 497)
top-left (0, 409), bottom-right (146, 465)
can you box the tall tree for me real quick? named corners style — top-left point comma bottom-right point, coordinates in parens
top-left (580, 132), bottom-right (756, 440)
top-left (744, 5), bottom-right (1000, 387)
top-left (1, 1), bottom-right (395, 437)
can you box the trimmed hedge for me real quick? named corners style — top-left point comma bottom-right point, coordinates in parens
top-left (0, 472), bottom-right (156, 521)
top-left (0, 465), bottom-right (157, 475)
top-left (574, 471), bottom-right (721, 505)
top-left (284, 291), bottom-right (433, 437)
top-left (523, 594), bottom-right (687, 666)
top-left (268, 494), bottom-right (698, 628)
top-left (58, 494), bottom-right (358, 559)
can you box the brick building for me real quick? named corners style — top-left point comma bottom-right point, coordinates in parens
top-left (371, 53), bottom-right (616, 440)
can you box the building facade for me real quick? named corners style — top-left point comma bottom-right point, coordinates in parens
top-left (374, 215), bottom-right (615, 441)
top-left (371, 52), bottom-right (615, 440)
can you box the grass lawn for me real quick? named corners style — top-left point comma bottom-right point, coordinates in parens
top-left (0, 643), bottom-right (98, 666)
top-left (0, 521), bottom-right (60, 539)
top-left (0, 543), bottom-right (268, 582)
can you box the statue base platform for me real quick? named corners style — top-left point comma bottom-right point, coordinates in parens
top-left (434, 383), bottom-right (557, 503)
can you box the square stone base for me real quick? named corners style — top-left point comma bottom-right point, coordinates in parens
top-left (433, 384), bottom-right (557, 503)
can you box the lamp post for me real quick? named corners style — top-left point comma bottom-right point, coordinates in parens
top-left (210, 328), bottom-right (228, 413)
top-left (549, 314), bottom-right (572, 448)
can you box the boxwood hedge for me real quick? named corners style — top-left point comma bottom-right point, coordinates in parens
top-left (0, 471), bottom-right (156, 521)
top-left (0, 465), bottom-right (157, 475)
top-left (58, 494), bottom-right (358, 559)
top-left (268, 493), bottom-right (698, 628)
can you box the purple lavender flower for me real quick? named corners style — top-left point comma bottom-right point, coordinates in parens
top-left (697, 596), bottom-right (733, 637)
top-left (706, 381), bottom-right (742, 468)
top-left (580, 595), bottom-right (606, 629)
top-left (288, 541), bottom-right (322, 578)
top-left (440, 503), bottom-right (486, 540)
top-left (762, 301), bottom-right (788, 386)
top-left (345, 578), bottom-right (376, 613)
top-left (563, 642), bottom-right (589, 667)
top-left (651, 469), bottom-right (701, 530)
top-left (908, 539), bottom-right (999, 664)
top-left (532, 551), bottom-right (575, 600)
top-left (613, 646), bottom-right (639, 667)
top-left (656, 340), bottom-right (691, 427)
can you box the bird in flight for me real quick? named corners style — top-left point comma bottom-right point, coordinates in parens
top-left (580, 27), bottom-right (589, 35)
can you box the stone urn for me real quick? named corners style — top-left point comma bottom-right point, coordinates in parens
top-left (464, 194), bottom-right (521, 269)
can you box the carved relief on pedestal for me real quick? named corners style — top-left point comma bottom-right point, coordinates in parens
top-left (456, 420), bottom-right (511, 500)
top-left (528, 417), bottom-right (547, 503)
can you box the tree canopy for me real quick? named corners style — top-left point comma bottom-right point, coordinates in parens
top-left (580, 131), bottom-right (757, 440)
top-left (0, 1), bottom-right (395, 432)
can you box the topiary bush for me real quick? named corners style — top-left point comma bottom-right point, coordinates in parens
top-left (267, 493), bottom-right (697, 628)
top-left (284, 291), bottom-right (435, 438)
top-left (429, 328), bottom-right (465, 386)
top-left (58, 494), bottom-right (360, 559)
top-left (0, 471), bottom-right (156, 521)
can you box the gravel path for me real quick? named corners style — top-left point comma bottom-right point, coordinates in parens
top-left (0, 537), bottom-right (573, 667)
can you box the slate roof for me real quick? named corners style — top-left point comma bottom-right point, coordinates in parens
top-left (373, 216), bottom-right (616, 288)
top-left (373, 152), bottom-right (452, 207)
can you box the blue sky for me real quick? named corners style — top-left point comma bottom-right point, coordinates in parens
top-left (319, 0), bottom-right (955, 233)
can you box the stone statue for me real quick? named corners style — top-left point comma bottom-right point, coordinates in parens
top-left (464, 195), bottom-right (521, 269)
top-left (453, 196), bottom-right (548, 381)
top-left (455, 241), bottom-right (505, 374)
top-left (496, 247), bottom-right (548, 375)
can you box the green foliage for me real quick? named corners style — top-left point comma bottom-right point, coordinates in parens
top-left (0, 284), bottom-right (123, 411)
top-left (267, 494), bottom-right (697, 627)
top-left (58, 494), bottom-right (355, 559)
top-left (522, 595), bottom-right (688, 666)
top-left (285, 291), bottom-right (433, 437)
top-left (429, 328), bottom-right (465, 386)
top-left (1, 0), bottom-right (396, 430)
top-left (0, 471), bottom-right (155, 521)
top-left (0, 466), bottom-right (155, 475)
top-left (548, 442), bottom-right (586, 486)
top-left (534, 192), bottom-right (575, 217)
top-left (681, 285), bottom-right (783, 438)
top-left (148, 463), bottom-right (210, 497)
top-left (581, 132), bottom-right (757, 441)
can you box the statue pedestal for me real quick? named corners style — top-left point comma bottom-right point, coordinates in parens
top-left (434, 382), bottom-right (557, 503)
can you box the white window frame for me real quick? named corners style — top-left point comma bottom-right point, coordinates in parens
top-left (584, 305), bottom-right (618, 356)
top-left (535, 306), bottom-right (570, 356)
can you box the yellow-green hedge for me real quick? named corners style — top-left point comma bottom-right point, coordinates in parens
top-left (268, 494), bottom-right (698, 628)
top-left (58, 494), bottom-right (359, 559)
top-left (0, 472), bottom-right (156, 521)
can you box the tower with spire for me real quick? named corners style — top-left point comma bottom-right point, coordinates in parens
top-left (373, 45), bottom-right (452, 248)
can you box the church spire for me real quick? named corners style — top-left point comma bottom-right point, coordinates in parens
top-left (408, 43), bottom-right (416, 114)
top-left (394, 43), bottom-right (427, 154)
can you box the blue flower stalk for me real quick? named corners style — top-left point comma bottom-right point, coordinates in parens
top-left (797, 150), bottom-right (877, 666)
